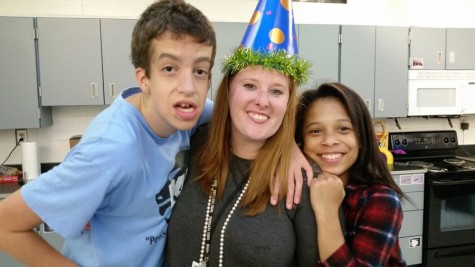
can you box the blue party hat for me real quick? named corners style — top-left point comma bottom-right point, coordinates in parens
top-left (241, 0), bottom-right (298, 55)
top-left (222, 0), bottom-right (310, 85)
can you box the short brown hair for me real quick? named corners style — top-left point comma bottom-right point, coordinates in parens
top-left (131, 0), bottom-right (216, 78)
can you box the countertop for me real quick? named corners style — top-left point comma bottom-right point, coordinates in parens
top-left (388, 164), bottom-right (426, 175)
top-left (0, 163), bottom-right (59, 199)
top-left (456, 145), bottom-right (475, 162)
top-left (0, 183), bottom-right (22, 199)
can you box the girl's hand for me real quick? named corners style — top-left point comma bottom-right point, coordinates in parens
top-left (309, 172), bottom-right (345, 217)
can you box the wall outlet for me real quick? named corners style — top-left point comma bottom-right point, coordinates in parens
top-left (15, 129), bottom-right (28, 143)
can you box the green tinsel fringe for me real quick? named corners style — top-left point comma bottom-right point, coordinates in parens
top-left (221, 47), bottom-right (312, 85)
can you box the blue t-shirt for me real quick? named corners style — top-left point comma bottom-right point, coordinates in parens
top-left (21, 87), bottom-right (213, 267)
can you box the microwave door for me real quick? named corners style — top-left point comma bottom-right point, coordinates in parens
top-left (462, 81), bottom-right (475, 114)
top-left (408, 80), bottom-right (463, 116)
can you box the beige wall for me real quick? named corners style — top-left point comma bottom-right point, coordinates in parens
top-left (1, 0), bottom-right (475, 165)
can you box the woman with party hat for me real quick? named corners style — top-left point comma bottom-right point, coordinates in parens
top-left (166, 0), bottom-right (319, 266)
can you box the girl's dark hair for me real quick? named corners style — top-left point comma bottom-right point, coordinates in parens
top-left (296, 82), bottom-right (404, 197)
top-left (131, 0), bottom-right (216, 78)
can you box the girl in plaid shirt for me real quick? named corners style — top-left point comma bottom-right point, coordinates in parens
top-left (296, 82), bottom-right (407, 266)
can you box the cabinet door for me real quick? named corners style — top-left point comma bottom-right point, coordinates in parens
top-left (298, 24), bottom-right (340, 92)
top-left (101, 19), bottom-right (138, 105)
top-left (0, 17), bottom-right (52, 129)
top-left (374, 26), bottom-right (409, 118)
top-left (340, 25), bottom-right (376, 115)
top-left (409, 27), bottom-right (446, 70)
top-left (38, 18), bottom-right (104, 106)
top-left (446, 28), bottom-right (475, 70)
top-left (211, 22), bottom-right (248, 99)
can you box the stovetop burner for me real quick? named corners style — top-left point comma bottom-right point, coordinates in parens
top-left (407, 161), bottom-right (434, 168)
top-left (443, 158), bottom-right (465, 166)
top-left (459, 162), bottom-right (475, 170)
top-left (426, 166), bottom-right (449, 173)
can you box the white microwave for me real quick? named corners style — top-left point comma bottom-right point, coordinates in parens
top-left (408, 70), bottom-right (475, 116)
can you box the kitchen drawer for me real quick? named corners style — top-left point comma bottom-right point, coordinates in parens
top-left (402, 191), bottom-right (424, 211)
top-left (393, 173), bottom-right (425, 193)
top-left (399, 236), bottom-right (422, 265)
top-left (400, 210), bottom-right (423, 237)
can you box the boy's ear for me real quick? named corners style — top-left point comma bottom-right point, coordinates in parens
top-left (135, 67), bottom-right (150, 93)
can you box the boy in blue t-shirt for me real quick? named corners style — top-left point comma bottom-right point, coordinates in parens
top-left (0, 1), bottom-right (216, 266)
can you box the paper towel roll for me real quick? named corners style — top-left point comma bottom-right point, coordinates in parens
top-left (21, 141), bottom-right (40, 182)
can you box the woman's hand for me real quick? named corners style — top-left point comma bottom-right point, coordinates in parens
top-left (271, 142), bottom-right (313, 209)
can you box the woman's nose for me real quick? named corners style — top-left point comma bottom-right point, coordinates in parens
top-left (255, 90), bottom-right (269, 107)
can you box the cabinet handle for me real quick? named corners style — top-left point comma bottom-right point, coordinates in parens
top-left (91, 83), bottom-right (98, 99)
top-left (364, 99), bottom-right (371, 111)
top-left (449, 51), bottom-right (455, 65)
top-left (378, 99), bottom-right (384, 112)
top-left (109, 83), bottom-right (117, 98)
top-left (437, 51), bottom-right (443, 65)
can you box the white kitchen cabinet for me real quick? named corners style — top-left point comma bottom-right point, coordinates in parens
top-left (341, 25), bottom-right (408, 118)
top-left (410, 27), bottom-right (475, 70)
top-left (298, 24), bottom-right (340, 92)
top-left (101, 19), bottom-right (137, 105)
top-left (38, 18), bottom-right (104, 106)
top-left (0, 17), bottom-right (52, 129)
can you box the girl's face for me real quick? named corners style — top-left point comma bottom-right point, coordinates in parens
top-left (228, 66), bottom-right (290, 159)
top-left (302, 97), bottom-right (358, 184)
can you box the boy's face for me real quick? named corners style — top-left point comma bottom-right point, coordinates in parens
top-left (136, 32), bottom-right (213, 137)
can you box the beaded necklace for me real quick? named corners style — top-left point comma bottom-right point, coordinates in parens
top-left (194, 178), bottom-right (251, 267)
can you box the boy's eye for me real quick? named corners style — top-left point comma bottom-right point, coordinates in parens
top-left (163, 66), bottom-right (175, 72)
top-left (195, 68), bottom-right (209, 77)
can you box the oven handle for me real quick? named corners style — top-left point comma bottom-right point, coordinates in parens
top-left (433, 179), bottom-right (475, 186)
top-left (434, 247), bottom-right (475, 258)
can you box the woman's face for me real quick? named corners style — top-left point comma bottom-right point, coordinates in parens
top-left (228, 66), bottom-right (290, 159)
top-left (302, 97), bottom-right (358, 183)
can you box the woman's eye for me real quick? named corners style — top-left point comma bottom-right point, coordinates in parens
top-left (270, 89), bottom-right (283, 96)
top-left (244, 83), bottom-right (255, 90)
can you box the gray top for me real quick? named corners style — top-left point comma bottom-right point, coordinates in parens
top-left (166, 126), bottom-right (318, 267)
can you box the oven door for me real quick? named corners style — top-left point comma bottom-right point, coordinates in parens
top-left (424, 177), bottom-right (475, 266)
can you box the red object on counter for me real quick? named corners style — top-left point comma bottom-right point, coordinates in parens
top-left (0, 175), bottom-right (20, 183)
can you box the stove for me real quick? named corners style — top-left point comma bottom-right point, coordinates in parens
top-left (389, 130), bottom-right (475, 267)
top-left (389, 130), bottom-right (475, 178)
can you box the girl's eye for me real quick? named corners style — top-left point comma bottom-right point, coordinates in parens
top-left (340, 126), bottom-right (352, 132)
top-left (308, 128), bottom-right (321, 135)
